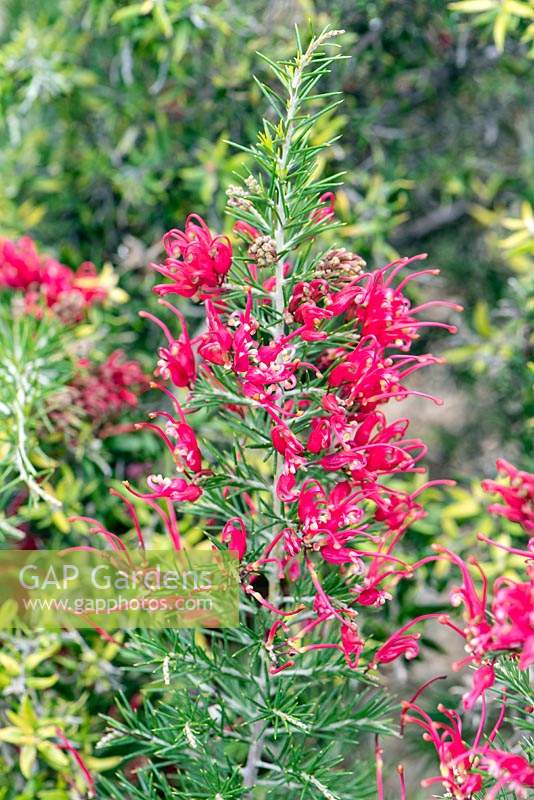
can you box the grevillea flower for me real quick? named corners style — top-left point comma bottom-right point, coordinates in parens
top-left (125, 194), bottom-right (459, 680)
top-left (126, 475), bottom-right (202, 504)
top-left (435, 540), bottom-right (534, 675)
top-left (140, 301), bottom-right (196, 388)
top-left (482, 750), bottom-right (534, 799)
top-left (153, 215), bottom-right (232, 299)
top-left (462, 663), bottom-right (495, 710)
top-left (403, 682), bottom-right (534, 800)
top-left (403, 697), bottom-right (484, 798)
top-left (233, 220), bottom-right (261, 241)
top-left (330, 254), bottom-right (462, 350)
top-left (221, 518), bottom-right (247, 560)
top-left (311, 191), bottom-right (335, 223)
top-left (196, 299), bottom-right (233, 366)
top-left (340, 622), bottom-right (364, 668)
top-left (70, 350), bottom-right (148, 426)
top-left (482, 459), bottom-right (534, 534)
top-left (370, 614), bottom-right (439, 668)
top-left (327, 336), bottom-right (443, 411)
top-left (140, 407), bottom-right (203, 475)
top-left (0, 235), bottom-right (41, 288)
top-left (0, 235), bottom-right (121, 321)
top-left (491, 570), bottom-right (534, 670)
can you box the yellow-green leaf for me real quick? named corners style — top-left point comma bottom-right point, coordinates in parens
top-left (20, 744), bottom-right (37, 778)
top-left (449, 0), bottom-right (497, 11)
top-left (25, 642), bottom-right (61, 671)
top-left (172, 22), bottom-right (189, 63)
top-left (504, 0), bottom-right (534, 19)
top-left (85, 754), bottom-right (123, 771)
top-left (27, 674), bottom-right (60, 690)
top-left (494, 10), bottom-right (510, 51)
top-left (0, 727), bottom-right (35, 745)
top-left (442, 497), bottom-right (481, 519)
top-left (154, 0), bottom-right (172, 38)
top-left (37, 741), bottom-right (70, 771)
top-left (18, 696), bottom-right (38, 732)
top-left (111, 1), bottom-right (153, 23)
top-left (0, 651), bottom-right (21, 676)
top-left (473, 301), bottom-right (493, 338)
top-left (0, 599), bottom-right (19, 630)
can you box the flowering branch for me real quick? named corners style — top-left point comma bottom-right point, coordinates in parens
top-left (83, 28), bottom-right (476, 800)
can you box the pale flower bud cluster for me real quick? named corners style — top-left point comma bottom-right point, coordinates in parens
top-left (315, 248), bottom-right (366, 286)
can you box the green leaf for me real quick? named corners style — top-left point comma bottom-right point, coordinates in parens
top-left (37, 741), bottom-right (70, 771)
top-left (111, 1), bottom-right (154, 23)
top-left (448, 0), bottom-right (497, 11)
top-left (473, 300), bottom-right (493, 338)
top-left (0, 651), bottom-right (21, 676)
top-left (0, 727), bottom-right (35, 745)
top-left (20, 744), bottom-right (37, 779)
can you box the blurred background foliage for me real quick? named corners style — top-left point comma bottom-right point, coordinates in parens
top-left (0, 1), bottom-right (533, 795)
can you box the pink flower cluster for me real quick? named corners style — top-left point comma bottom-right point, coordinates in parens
top-left (399, 678), bottom-right (534, 800)
top-left (394, 460), bottom-right (534, 798)
top-left (435, 460), bottom-right (534, 691)
top-left (71, 351), bottom-right (149, 427)
top-left (77, 203), bottom-right (533, 799)
top-left (120, 209), bottom-right (464, 677)
top-left (0, 235), bottom-right (108, 321)
top-left (482, 458), bottom-right (534, 534)
top-left (152, 215), bottom-right (232, 300)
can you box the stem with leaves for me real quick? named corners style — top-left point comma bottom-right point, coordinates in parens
top-left (91, 27), bottom-right (463, 799)
top-left (0, 302), bottom-right (70, 524)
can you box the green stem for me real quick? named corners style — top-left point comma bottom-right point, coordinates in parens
top-left (9, 342), bottom-right (61, 509)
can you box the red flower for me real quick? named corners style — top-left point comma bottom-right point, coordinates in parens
top-left (196, 300), bottom-right (233, 366)
top-left (462, 663), bottom-right (495, 710)
top-left (434, 546), bottom-right (492, 666)
top-left (340, 623), bottom-right (364, 668)
top-left (436, 545), bottom-right (534, 672)
top-left (404, 697), bottom-right (484, 799)
top-left (404, 683), bottom-right (534, 800)
top-left (482, 750), bottom-right (534, 799)
top-left (327, 336), bottom-right (442, 411)
top-left (311, 192), bottom-right (335, 223)
top-left (0, 236), bottom-right (112, 320)
top-left (221, 518), bottom-right (247, 560)
top-left (71, 350), bottom-right (148, 424)
top-left (335, 254), bottom-right (461, 350)
top-left (269, 418), bottom-right (304, 460)
top-left (233, 220), bottom-right (261, 241)
top-left (306, 417), bottom-right (332, 453)
top-left (153, 215), bottom-right (232, 299)
top-left (140, 301), bottom-right (196, 388)
top-left (126, 475), bottom-right (202, 503)
top-left (140, 405), bottom-right (203, 474)
top-left (482, 459), bottom-right (534, 534)
top-left (491, 572), bottom-right (534, 669)
top-left (0, 235), bottom-right (42, 288)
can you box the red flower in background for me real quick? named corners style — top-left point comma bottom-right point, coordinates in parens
top-left (482, 458), bottom-right (534, 534)
top-left (311, 192), bottom-right (335, 223)
top-left (0, 235), bottom-right (42, 288)
top-left (0, 235), bottom-right (114, 321)
top-left (72, 350), bottom-right (148, 426)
